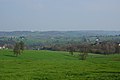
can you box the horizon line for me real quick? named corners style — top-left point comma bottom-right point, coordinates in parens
top-left (0, 30), bottom-right (120, 32)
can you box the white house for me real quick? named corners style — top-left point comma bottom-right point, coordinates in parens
top-left (119, 44), bottom-right (120, 47)
top-left (0, 47), bottom-right (2, 49)
top-left (2, 46), bottom-right (5, 49)
top-left (0, 45), bottom-right (7, 50)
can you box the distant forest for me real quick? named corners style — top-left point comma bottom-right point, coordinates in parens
top-left (0, 31), bottom-right (120, 54)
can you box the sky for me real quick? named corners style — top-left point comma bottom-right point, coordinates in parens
top-left (0, 0), bottom-right (120, 31)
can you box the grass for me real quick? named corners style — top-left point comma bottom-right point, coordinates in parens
top-left (0, 50), bottom-right (120, 80)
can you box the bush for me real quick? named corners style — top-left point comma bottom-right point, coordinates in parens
top-left (69, 51), bottom-right (73, 55)
top-left (79, 53), bottom-right (88, 60)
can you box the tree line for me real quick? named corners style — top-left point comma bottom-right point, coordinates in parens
top-left (12, 40), bottom-right (120, 59)
top-left (36, 41), bottom-right (120, 55)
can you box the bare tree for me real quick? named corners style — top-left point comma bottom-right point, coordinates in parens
top-left (19, 41), bottom-right (24, 53)
top-left (13, 42), bottom-right (21, 56)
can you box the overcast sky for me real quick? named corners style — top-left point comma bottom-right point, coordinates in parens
top-left (0, 0), bottom-right (120, 31)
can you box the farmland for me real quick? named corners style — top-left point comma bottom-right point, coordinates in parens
top-left (0, 50), bottom-right (120, 80)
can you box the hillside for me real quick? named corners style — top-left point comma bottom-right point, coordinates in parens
top-left (0, 31), bottom-right (120, 37)
top-left (0, 50), bottom-right (120, 80)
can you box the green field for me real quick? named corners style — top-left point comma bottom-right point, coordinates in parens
top-left (0, 50), bottom-right (120, 80)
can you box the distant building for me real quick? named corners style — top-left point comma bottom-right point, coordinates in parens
top-left (95, 37), bottom-right (100, 45)
top-left (0, 44), bottom-right (8, 50)
top-left (96, 38), bottom-right (99, 42)
top-left (2, 46), bottom-right (6, 49)
top-left (119, 44), bottom-right (120, 47)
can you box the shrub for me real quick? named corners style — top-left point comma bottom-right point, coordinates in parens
top-left (79, 53), bottom-right (88, 60)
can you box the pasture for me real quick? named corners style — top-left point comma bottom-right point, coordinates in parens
top-left (0, 50), bottom-right (120, 80)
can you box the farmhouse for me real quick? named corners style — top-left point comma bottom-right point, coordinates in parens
top-left (0, 46), bottom-right (2, 49)
top-left (0, 44), bottom-right (7, 50)
top-left (119, 43), bottom-right (120, 47)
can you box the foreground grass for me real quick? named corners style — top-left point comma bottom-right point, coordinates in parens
top-left (0, 50), bottom-right (120, 80)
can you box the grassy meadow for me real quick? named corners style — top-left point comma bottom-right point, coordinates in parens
top-left (0, 50), bottom-right (120, 80)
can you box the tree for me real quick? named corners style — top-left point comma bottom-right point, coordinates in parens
top-left (115, 43), bottom-right (120, 54)
top-left (67, 46), bottom-right (74, 55)
top-left (79, 53), bottom-right (88, 60)
top-left (79, 45), bottom-right (88, 60)
top-left (13, 41), bottom-right (25, 56)
top-left (19, 41), bottom-right (24, 53)
top-left (13, 42), bottom-right (20, 56)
